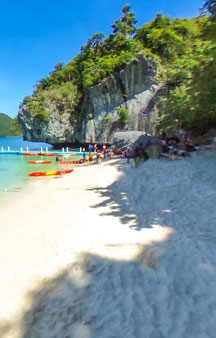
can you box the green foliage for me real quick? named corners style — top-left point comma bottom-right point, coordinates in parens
top-left (34, 112), bottom-right (50, 123)
top-left (119, 106), bottom-right (129, 126)
top-left (200, 0), bottom-right (216, 16)
top-left (81, 33), bottom-right (104, 53)
top-left (112, 4), bottom-right (137, 37)
top-left (54, 62), bottom-right (64, 71)
top-left (136, 15), bottom-right (201, 60)
top-left (26, 97), bottom-right (49, 122)
top-left (23, 96), bottom-right (32, 104)
top-left (24, 81), bottom-right (81, 124)
top-left (136, 13), bottom-right (216, 136)
top-left (102, 116), bottom-right (113, 124)
top-left (157, 85), bottom-right (192, 135)
top-left (185, 45), bottom-right (216, 135)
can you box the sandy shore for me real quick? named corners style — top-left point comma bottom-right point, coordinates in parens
top-left (1, 151), bottom-right (216, 338)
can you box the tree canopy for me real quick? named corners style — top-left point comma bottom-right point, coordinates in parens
top-left (200, 0), bottom-right (216, 16)
top-left (111, 4), bottom-right (137, 37)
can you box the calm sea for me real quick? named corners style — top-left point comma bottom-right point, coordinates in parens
top-left (0, 137), bottom-right (79, 203)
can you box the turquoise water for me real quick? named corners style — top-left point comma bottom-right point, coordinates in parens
top-left (0, 137), bottom-right (81, 202)
top-left (0, 137), bottom-right (52, 200)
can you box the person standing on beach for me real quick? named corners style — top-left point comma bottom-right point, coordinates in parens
top-left (96, 150), bottom-right (103, 164)
top-left (89, 151), bottom-right (93, 163)
top-left (89, 144), bottom-right (94, 152)
top-left (116, 147), bottom-right (121, 155)
top-left (108, 147), bottom-right (114, 159)
top-left (102, 145), bottom-right (107, 158)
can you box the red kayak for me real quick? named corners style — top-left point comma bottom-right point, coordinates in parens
top-left (38, 153), bottom-right (56, 156)
top-left (28, 160), bottom-right (52, 164)
top-left (29, 169), bottom-right (74, 177)
top-left (23, 152), bottom-right (37, 156)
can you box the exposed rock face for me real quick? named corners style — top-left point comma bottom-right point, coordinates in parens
top-left (130, 134), bottom-right (161, 159)
top-left (113, 131), bottom-right (161, 159)
top-left (18, 54), bottom-right (162, 145)
top-left (112, 131), bottom-right (144, 150)
top-left (18, 102), bottom-right (76, 145)
top-left (78, 54), bottom-right (162, 143)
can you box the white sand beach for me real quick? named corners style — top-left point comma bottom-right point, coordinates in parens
top-left (1, 151), bottom-right (216, 338)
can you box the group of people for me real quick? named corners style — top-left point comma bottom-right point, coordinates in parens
top-left (82, 133), bottom-right (215, 165)
top-left (160, 133), bottom-right (197, 160)
top-left (81, 144), bottom-right (116, 164)
top-left (56, 133), bottom-right (200, 165)
top-left (95, 145), bottom-right (115, 164)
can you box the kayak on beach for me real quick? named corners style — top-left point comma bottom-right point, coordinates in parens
top-left (60, 154), bottom-right (76, 157)
top-left (29, 169), bottom-right (74, 176)
top-left (59, 160), bottom-right (84, 164)
top-left (28, 160), bottom-right (52, 164)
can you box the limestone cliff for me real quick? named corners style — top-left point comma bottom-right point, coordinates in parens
top-left (18, 54), bottom-right (162, 145)
top-left (18, 100), bottom-right (76, 145)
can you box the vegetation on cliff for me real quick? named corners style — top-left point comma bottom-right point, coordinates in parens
top-left (0, 113), bottom-right (22, 137)
top-left (21, 1), bottom-right (216, 137)
top-left (140, 2), bottom-right (215, 136)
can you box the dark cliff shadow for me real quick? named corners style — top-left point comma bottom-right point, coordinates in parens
top-left (0, 236), bottom-right (174, 338)
top-left (88, 158), bottom-right (167, 230)
top-left (0, 154), bottom-right (175, 337)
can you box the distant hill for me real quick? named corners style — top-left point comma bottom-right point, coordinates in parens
top-left (0, 113), bottom-right (22, 136)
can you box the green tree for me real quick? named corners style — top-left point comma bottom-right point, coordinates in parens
top-left (200, 0), bottom-right (216, 16)
top-left (111, 4), bottom-right (137, 37)
top-left (81, 33), bottom-right (104, 54)
top-left (54, 62), bottom-right (64, 71)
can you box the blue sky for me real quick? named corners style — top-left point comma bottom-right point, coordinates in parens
top-left (0, 0), bottom-right (203, 118)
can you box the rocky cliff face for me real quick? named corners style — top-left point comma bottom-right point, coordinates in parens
top-left (18, 54), bottom-right (162, 145)
top-left (18, 100), bottom-right (76, 145)
top-left (78, 53), bottom-right (162, 143)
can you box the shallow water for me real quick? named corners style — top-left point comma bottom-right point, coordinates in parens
top-left (0, 137), bottom-right (52, 200)
top-left (0, 137), bottom-right (81, 202)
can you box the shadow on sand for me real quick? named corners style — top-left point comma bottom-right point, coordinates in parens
top-left (88, 158), bottom-right (169, 230)
top-left (0, 237), bottom-right (174, 338)
top-left (1, 158), bottom-right (177, 338)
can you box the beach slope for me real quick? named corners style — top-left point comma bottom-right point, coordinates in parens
top-left (1, 153), bottom-right (216, 338)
